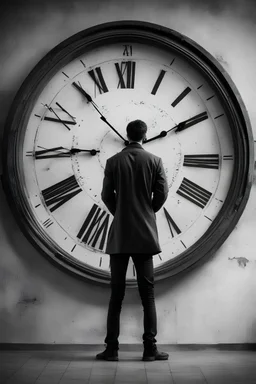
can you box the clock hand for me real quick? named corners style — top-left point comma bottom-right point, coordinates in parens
top-left (169, 112), bottom-right (208, 133)
top-left (72, 82), bottom-right (129, 145)
top-left (99, 116), bottom-right (129, 146)
top-left (144, 112), bottom-right (208, 143)
top-left (143, 131), bottom-right (167, 143)
top-left (70, 148), bottom-right (100, 156)
top-left (44, 105), bottom-right (72, 131)
top-left (27, 146), bottom-right (100, 159)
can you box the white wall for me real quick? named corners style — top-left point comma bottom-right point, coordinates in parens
top-left (0, 0), bottom-right (256, 344)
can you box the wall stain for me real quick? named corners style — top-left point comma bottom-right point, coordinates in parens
top-left (17, 297), bottom-right (39, 305)
top-left (228, 257), bottom-right (249, 268)
top-left (215, 54), bottom-right (229, 68)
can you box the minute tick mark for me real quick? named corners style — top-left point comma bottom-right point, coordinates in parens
top-left (214, 113), bottom-right (224, 119)
top-left (80, 60), bottom-right (86, 67)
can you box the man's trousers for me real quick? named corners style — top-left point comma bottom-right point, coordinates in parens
top-left (104, 254), bottom-right (157, 349)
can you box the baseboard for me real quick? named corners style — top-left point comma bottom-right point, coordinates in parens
top-left (0, 343), bottom-right (255, 351)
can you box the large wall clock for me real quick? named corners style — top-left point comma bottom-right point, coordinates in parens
top-left (2, 21), bottom-right (254, 287)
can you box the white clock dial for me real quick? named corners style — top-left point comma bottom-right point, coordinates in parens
top-left (3, 22), bottom-right (252, 286)
top-left (22, 42), bottom-right (234, 279)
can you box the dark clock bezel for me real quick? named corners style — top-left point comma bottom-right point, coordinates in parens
top-left (2, 21), bottom-right (254, 287)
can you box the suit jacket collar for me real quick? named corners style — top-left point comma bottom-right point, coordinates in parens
top-left (122, 142), bottom-right (144, 151)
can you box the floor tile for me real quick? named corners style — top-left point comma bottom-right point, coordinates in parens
top-left (0, 349), bottom-right (255, 384)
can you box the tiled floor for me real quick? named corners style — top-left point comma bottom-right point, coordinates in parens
top-left (0, 348), bottom-right (255, 384)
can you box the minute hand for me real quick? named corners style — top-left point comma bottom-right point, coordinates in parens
top-left (72, 82), bottom-right (128, 145)
top-left (172, 112), bottom-right (208, 133)
top-left (144, 112), bottom-right (208, 144)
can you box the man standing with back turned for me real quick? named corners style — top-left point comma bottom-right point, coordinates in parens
top-left (97, 119), bottom-right (169, 362)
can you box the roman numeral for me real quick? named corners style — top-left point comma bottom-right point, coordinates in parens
top-left (177, 178), bottom-right (212, 209)
top-left (163, 208), bottom-right (181, 237)
top-left (88, 67), bottom-right (108, 94)
top-left (42, 175), bottom-right (82, 212)
top-left (40, 103), bottom-right (76, 130)
top-left (115, 61), bottom-right (136, 88)
top-left (151, 70), bottom-right (166, 95)
top-left (27, 146), bottom-right (71, 159)
top-left (123, 45), bottom-right (133, 56)
top-left (183, 154), bottom-right (219, 169)
top-left (43, 117), bottom-right (76, 125)
top-left (171, 87), bottom-right (191, 107)
top-left (77, 204), bottom-right (110, 251)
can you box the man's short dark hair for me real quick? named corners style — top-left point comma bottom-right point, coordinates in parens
top-left (126, 120), bottom-right (147, 142)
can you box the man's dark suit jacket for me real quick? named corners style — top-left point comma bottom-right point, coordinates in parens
top-left (101, 142), bottom-right (169, 255)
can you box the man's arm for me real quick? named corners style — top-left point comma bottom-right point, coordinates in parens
top-left (101, 159), bottom-right (116, 216)
top-left (152, 158), bottom-right (169, 212)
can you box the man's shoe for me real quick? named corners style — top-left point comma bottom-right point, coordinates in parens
top-left (96, 346), bottom-right (119, 361)
top-left (142, 345), bottom-right (169, 361)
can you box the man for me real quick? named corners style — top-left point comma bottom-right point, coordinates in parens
top-left (97, 119), bottom-right (169, 362)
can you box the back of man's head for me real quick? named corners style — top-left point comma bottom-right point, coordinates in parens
top-left (126, 120), bottom-right (147, 142)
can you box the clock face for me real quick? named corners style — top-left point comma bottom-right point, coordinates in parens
top-left (3, 22), bottom-right (253, 286)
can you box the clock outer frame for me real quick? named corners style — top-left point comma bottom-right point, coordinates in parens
top-left (2, 21), bottom-right (254, 287)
